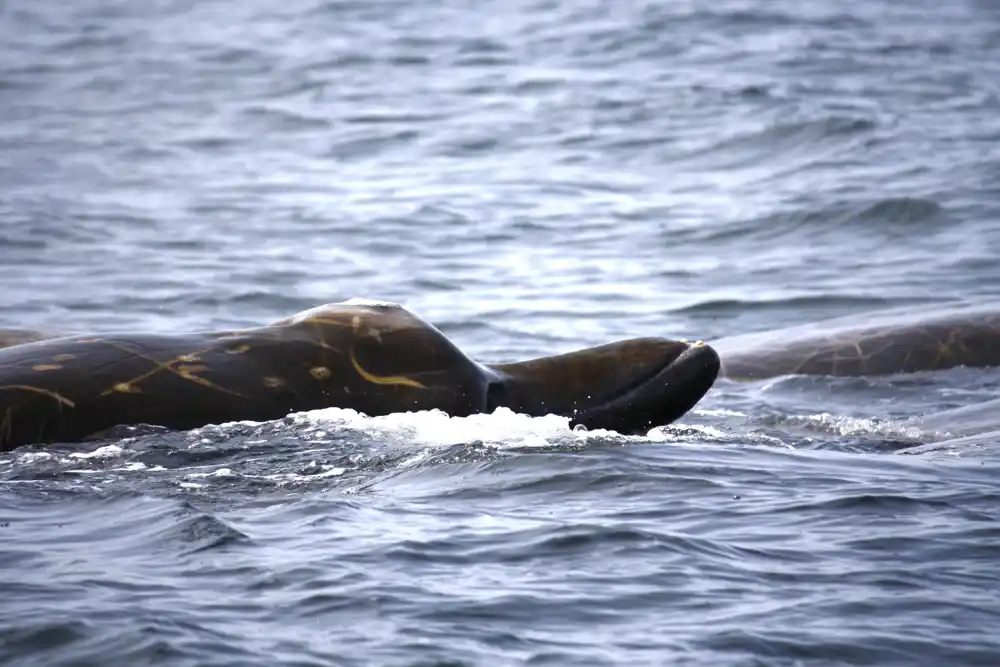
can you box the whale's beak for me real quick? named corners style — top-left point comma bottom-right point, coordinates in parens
top-left (488, 338), bottom-right (721, 435)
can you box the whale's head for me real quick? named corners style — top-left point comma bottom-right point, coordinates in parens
top-left (487, 337), bottom-right (721, 435)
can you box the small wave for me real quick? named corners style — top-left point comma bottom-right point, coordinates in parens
top-left (897, 430), bottom-right (1000, 457)
top-left (677, 114), bottom-right (878, 171)
top-left (196, 45), bottom-right (264, 66)
top-left (672, 294), bottom-right (905, 316)
top-left (170, 506), bottom-right (251, 554)
top-left (772, 491), bottom-right (962, 515)
top-left (172, 135), bottom-right (241, 152)
top-left (0, 620), bottom-right (94, 666)
top-left (773, 413), bottom-right (925, 440)
top-left (691, 195), bottom-right (950, 252)
top-left (682, 7), bottom-right (870, 31)
top-left (240, 105), bottom-right (332, 132)
top-left (781, 196), bottom-right (947, 232)
top-left (384, 524), bottom-right (707, 566)
top-left (340, 110), bottom-right (450, 125)
top-left (858, 197), bottom-right (945, 224)
top-left (51, 33), bottom-right (132, 54)
top-left (325, 128), bottom-right (421, 161)
top-left (68, 444), bottom-right (128, 461)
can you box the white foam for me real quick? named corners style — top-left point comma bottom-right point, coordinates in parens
top-left (295, 405), bottom-right (702, 448)
top-left (788, 412), bottom-right (925, 440)
top-left (68, 444), bottom-right (126, 460)
top-left (185, 467), bottom-right (237, 479)
top-left (16, 452), bottom-right (54, 464)
top-left (249, 462), bottom-right (348, 487)
top-left (339, 297), bottom-right (401, 308)
top-left (5, 407), bottom-right (717, 484)
top-left (647, 423), bottom-right (729, 443)
top-left (308, 464), bottom-right (346, 479)
top-left (302, 406), bottom-right (562, 446)
top-left (693, 407), bottom-right (747, 418)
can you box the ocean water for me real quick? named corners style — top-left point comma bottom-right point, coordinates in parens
top-left (2, 0), bottom-right (1000, 665)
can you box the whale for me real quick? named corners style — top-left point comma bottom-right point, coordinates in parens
top-left (711, 301), bottom-right (1000, 380)
top-left (0, 299), bottom-right (721, 451)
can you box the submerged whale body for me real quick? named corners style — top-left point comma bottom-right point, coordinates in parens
top-left (0, 300), bottom-right (721, 451)
top-left (706, 300), bottom-right (1000, 449)
top-left (712, 301), bottom-right (1000, 380)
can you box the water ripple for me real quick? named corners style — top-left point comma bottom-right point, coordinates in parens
top-left (3, 0), bottom-right (1000, 664)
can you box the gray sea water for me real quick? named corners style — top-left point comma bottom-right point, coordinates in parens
top-left (2, 0), bottom-right (1000, 665)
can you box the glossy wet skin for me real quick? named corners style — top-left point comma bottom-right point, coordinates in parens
top-left (493, 338), bottom-right (721, 435)
top-left (0, 301), bottom-right (720, 450)
top-left (714, 305), bottom-right (1000, 380)
top-left (0, 329), bottom-right (56, 349)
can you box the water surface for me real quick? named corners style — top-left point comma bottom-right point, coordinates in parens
top-left (2, 0), bottom-right (1000, 665)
